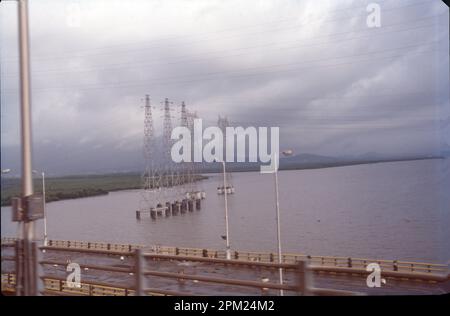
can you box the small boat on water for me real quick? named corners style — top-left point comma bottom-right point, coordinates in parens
top-left (217, 186), bottom-right (235, 195)
top-left (186, 191), bottom-right (206, 200)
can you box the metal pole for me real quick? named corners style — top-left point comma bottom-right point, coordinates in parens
top-left (18, 2), bottom-right (33, 196)
top-left (18, 0), bottom-right (35, 296)
top-left (273, 152), bottom-right (284, 296)
top-left (32, 242), bottom-right (43, 296)
top-left (134, 248), bottom-right (144, 296)
top-left (297, 261), bottom-right (312, 296)
top-left (14, 240), bottom-right (24, 296)
top-left (42, 172), bottom-right (48, 247)
top-left (222, 161), bottom-right (231, 260)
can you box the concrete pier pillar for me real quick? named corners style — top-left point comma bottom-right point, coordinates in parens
top-left (188, 200), bottom-right (194, 212)
top-left (165, 202), bottom-right (172, 216)
top-left (181, 199), bottom-right (187, 213)
top-left (150, 208), bottom-right (156, 220)
top-left (172, 202), bottom-right (179, 215)
top-left (156, 203), bottom-right (163, 216)
top-left (195, 199), bottom-right (201, 210)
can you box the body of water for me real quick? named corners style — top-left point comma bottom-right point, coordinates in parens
top-left (2, 159), bottom-right (449, 263)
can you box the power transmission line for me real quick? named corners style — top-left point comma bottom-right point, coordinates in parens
top-left (2, 14), bottom-right (442, 78)
top-left (0, 0), bottom-right (436, 63)
top-left (2, 41), bottom-right (440, 94)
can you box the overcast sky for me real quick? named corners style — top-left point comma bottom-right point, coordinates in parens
top-left (1, 0), bottom-right (449, 175)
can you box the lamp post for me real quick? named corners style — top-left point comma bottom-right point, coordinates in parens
top-left (273, 149), bottom-right (293, 296)
top-left (216, 159), bottom-right (231, 260)
top-left (16, 0), bottom-right (37, 296)
top-left (33, 170), bottom-right (47, 247)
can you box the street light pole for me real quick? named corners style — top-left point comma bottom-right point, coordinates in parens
top-left (222, 161), bottom-right (231, 260)
top-left (18, 0), bottom-right (33, 200)
top-left (273, 152), bottom-right (284, 296)
top-left (272, 149), bottom-right (293, 296)
top-left (18, 0), bottom-right (35, 296)
top-left (42, 172), bottom-right (47, 246)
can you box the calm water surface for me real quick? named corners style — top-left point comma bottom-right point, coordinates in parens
top-left (2, 159), bottom-right (449, 263)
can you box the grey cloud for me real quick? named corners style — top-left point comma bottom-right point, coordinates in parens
top-left (1, 0), bottom-right (449, 174)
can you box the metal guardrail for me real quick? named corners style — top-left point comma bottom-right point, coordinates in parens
top-left (2, 238), bottom-right (447, 276)
top-left (2, 237), bottom-right (448, 296)
top-left (1, 241), bottom-right (364, 296)
top-left (2, 273), bottom-right (135, 296)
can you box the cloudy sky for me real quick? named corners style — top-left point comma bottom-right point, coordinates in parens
top-left (1, 0), bottom-right (449, 175)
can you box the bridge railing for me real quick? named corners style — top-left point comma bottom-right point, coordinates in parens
top-left (2, 241), bottom-right (362, 296)
top-left (2, 272), bottom-right (136, 296)
top-left (2, 238), bottom-right (448, 279)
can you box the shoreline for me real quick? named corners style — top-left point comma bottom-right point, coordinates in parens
top-left (1, 175), bottom-right (208, 207)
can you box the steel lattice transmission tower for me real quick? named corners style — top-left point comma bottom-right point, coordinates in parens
top-left (180, 101), bottom-right (188, 135)
top-left (140, 94), bottom-right (158, 210)
top-left (137, 97), bottom-right (206, 219)
top-left (161, 98), bottom-right (175, 200)
top-left (143, 95), bottom-right (153, 175)
top-left (177, 101), bottom-right (189, 196)
top-left (185, 110), bottom-right (199, 197)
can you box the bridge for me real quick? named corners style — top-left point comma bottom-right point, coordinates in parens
top-left (1, 238), bottom-right (449, 296)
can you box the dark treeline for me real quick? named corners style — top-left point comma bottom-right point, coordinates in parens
top-left (1, 174), bottom-right (207, 207)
